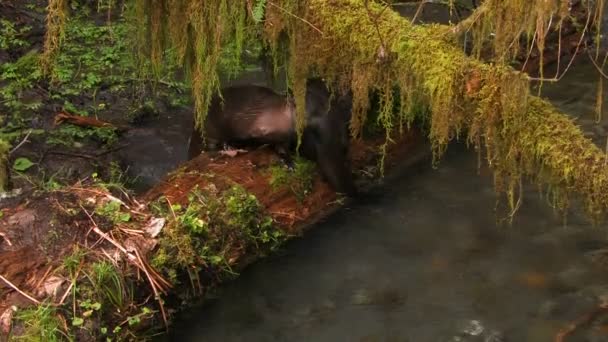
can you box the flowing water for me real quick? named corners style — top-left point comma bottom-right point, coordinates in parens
top-left (156, 57), bottom-right (608, 342)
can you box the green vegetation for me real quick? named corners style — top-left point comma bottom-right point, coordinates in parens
top-left (0, 6), bottom-right (188, 148)
top-left (269, 157), bottom-right (316, 202)
top-left (152, 185), bottom-right (285, 287)
top-left (95, 199), bottom-right (131, 224)
top-left (0, 51), bottom-right (43, 115)
top-left (0, 18), bottom-right (32, 50)
top-left (13, 304), bottom-right (67, 342)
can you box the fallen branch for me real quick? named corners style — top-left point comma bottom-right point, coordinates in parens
top-left (54, 112), bottom-right (115, 128)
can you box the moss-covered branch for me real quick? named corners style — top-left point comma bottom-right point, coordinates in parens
top-left (268, 0), bottom-right (608, 221)
top-left (39, 0), bottom-right (608, 220)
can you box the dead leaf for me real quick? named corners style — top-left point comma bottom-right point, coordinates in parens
top-left (0, 306), bottom-right (15, 336)
top-left (144, 218), bottom-right (165, 238)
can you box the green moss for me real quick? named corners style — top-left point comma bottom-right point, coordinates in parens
top-left (151, 185), bottom-right (285, 289)
top-left (269, 157), bottom-right (316, 202)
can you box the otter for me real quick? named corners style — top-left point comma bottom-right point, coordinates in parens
top-left (187, 85), bottom-right (295, 159)
top-left (187, 79), bottom-right (357, 196)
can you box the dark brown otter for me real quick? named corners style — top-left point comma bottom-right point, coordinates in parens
top-left (187, 79), bottom-right (357, 196)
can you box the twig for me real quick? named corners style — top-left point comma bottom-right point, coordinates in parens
top-left (43, 144), bottom-right (129, 162)
top-left (451, 1), bottom-right (489, 35)
top-left (80, 205), bottom-right (136, 262)
top-left (79, 204), bottom-right (171, 323)
top-left (587, 48), bottom-right (608, 80)
top-left (58, 280), bottom-right (75, 306)
top-left (9, 130), bottom-right (33, 155)
top-left (45, 151), bottom-right (98, 161)
top-left (0, 232), bottom-right (12, 247)
top-left (32, 265), bottom-right (54, 291)
top-left (527, 8), bottom-right (592, 82)
top-left (411, 0), bottom-right (430, 24)
top-left (0, 274), bottom-right (40, 304)
top-left (133, 248), bottom-right (169, 329)
top-left (364, 0), bottom-right (392, 56)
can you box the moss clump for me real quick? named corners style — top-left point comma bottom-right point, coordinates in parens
top-left (269, 157), bottom-right (316, 202)
top-left (151, 185), bottom-right (285, 290)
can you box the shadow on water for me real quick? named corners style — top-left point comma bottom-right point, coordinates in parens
top-left (127, 12), bottom-right (608, 340)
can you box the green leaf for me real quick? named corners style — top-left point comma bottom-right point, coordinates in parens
top-left (252, 0), bottom-right (267, 23)
top-left (118, 212), bottom-right (131, 222)
top-left (72, 317), bottom-right (84, 326)
top-left (12, 157), bottom-right (34, 171)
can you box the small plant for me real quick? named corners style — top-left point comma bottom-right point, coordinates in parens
top-left (96, 200), bottom-right (131, 224)
top-left (46, 124), bottom-right (118, 147)
top-left (151, 185), bottom-right (285, 287)
top-left (126, 307), bottom-right (154, 327)
top-left (13, 304), bottom-right (68, 342)
top-left (0, 51), bottom-right (43, 114)
top-left (0, 19), bottom-right (31, 50)
top-left (72, 299), bottom-right (102, 327)
top-left (13, 169), bottom-right (65, 192)
top-left (12, 157), bottom-right (34, 172)
top-left (86, 261), bottom-right (129, 310)
top-left (269, 157), bottom-right (316, 202)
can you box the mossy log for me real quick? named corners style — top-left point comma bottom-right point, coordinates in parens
top-left (268, 0), bottom-right (608, 221)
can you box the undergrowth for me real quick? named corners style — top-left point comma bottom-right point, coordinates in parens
top-left (151, 185), bottom-right (285, 289)
top-left (269, 157), bottom-right (316, 202)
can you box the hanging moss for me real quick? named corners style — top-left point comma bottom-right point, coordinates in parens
top-left (125, 0), bottom-right (253, 136)
top-left (40, 0), bottom-right (68, 74)
top-left (262, 0), bottom-right (608, 222)
top-left (40, 0), bottom-right (608, 221)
